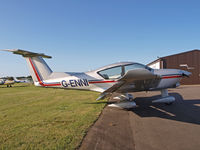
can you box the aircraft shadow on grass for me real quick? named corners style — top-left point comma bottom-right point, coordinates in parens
top-left (131, 93), bottom-right (200, 125)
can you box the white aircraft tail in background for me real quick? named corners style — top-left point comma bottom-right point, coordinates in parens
top-left (13, 77), bottom-right (28, 83)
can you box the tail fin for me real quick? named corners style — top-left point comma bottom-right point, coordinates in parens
top-left (1, 49), bottom-right (52, 86)
top-left (13, 77), bottom-right (19, 82)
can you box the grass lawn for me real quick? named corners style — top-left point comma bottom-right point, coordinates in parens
top-left (0, 83), bottom-right (106, 150)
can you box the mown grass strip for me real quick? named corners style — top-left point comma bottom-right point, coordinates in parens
top-left (0, 83), bottom-right (106, 150)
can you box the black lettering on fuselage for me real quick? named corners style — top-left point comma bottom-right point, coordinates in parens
top-left (61, 80), bottom-right (68, 87)
top-left (74, 80), bottom-right (83, 86)
top-left (80, 79), bottom-right (89, 86)
top-left (69, 80), bottom-right (76, 87)
top-left (61, 79), bottom-right (89, 88)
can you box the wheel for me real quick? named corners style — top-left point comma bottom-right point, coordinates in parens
top-left (127, 94), bottom-right (134, 101)
top-left (128, 98), bottom-right (134, 101)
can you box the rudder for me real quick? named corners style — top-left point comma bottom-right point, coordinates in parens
top-left (25, 57), bottom-right (53, 85)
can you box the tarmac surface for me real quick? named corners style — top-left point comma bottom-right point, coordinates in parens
top-left (79, 85), bottom-right (200, 150)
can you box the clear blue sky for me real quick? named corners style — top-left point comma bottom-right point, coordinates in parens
top-left (1, 0), bottom-right (200, 77)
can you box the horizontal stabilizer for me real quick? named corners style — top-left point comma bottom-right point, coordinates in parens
top-left (1, 49), bottom-right (52, 58)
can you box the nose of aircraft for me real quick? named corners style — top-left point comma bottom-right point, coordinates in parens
top-left (180, 70), bottom-right (191, 77)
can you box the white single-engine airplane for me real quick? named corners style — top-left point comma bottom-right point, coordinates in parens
top-left (1, 49), bottom-right (191, 108)
top-left (0, 78), bottom-right (15, 87)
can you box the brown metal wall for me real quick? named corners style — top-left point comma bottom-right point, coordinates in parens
top-left (162, 50), bottom-right (200, 85)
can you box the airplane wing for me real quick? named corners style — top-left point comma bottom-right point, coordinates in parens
top-left (97, 69), bottom-right (161, 100)
top-left (118, 68), bottom-right (159, 82)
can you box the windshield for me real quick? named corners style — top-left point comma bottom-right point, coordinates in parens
top-left (124, 63), bottom-right (152, 73)
top-left (98, 63), bottom-right (152, 80)
top-left (98, 66), bottom-right (122, 79)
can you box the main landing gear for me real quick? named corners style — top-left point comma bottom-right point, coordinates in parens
top-left (108, 93), bottom-right (137, 109)
top-left (152, 89), bottom-right (175, 105)
top-left (108, 89), bottom-right (175, 109)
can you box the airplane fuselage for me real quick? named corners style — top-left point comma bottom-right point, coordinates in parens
top-left (1, 49), bottom-right (191, 105)
top-left (33, 68), bottom-right (188, 93)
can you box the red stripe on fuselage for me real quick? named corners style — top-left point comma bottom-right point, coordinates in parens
top-left (28, 58), bottom-right (61, 87)
top-left (89, 75), bottom-right (182, 84)
top-left (162, 75), bottom-right (182, 79)
top-left (89, 80), bottom-right (117, 84)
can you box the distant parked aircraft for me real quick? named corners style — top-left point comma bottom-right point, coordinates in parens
top-left (0, 78), bottom-right (15, 87)
top-left (1, 49), bottom-right (191, 108)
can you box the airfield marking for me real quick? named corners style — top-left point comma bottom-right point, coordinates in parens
top-left (149, 105), bottom-right (175, 116)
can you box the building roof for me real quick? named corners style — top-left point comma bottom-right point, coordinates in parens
top-left (162, 49), bottom-right (200, 58)
top-left (147, 49), bottom-right (200, 66)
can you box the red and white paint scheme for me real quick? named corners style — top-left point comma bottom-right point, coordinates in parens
top-left (1, 49), bottom-right (191, 108)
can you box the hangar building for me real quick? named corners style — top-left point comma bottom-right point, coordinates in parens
top-left (148, 49), bottom-right (200, 85)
